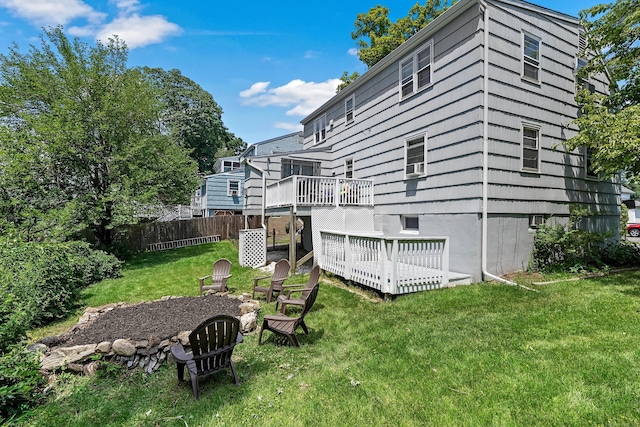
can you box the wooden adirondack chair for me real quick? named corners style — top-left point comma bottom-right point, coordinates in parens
top-left (252, 258), bottom-right (290, 303)
top-left (199, 258), bottom-right (232, 296)
top-left (258, 284), bottom-right (319, 347)
top-left (170, 315), bottom-right (243, 399)
top-left (275, 265), bottom-right (321, 313)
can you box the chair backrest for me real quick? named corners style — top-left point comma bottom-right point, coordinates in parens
top-left (189, 315), bottom-right (241, 373)
top-left (212, 258), bottom-right (232, 281)
top-left (298, 284), bottom-right (319, 321)
top-left (272, 259), bottom-right (290, 287)
top-left (301, 266), bottom-right (321, 298)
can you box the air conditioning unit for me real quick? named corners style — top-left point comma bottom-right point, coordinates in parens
top-left (406, 162), bottom-right (425, 176)
top-left (230, 190), bottom-right (238, 196)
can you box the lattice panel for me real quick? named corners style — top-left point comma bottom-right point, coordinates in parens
top-left (239, 228), bottom-right (267, 267)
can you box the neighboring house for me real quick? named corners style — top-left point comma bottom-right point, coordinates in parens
top-left (199, 133), bottom-right (304, 217)
top-left (621, 186), bottom-right (638, 223)
top-left (243, 0), bottom-right (619, 294)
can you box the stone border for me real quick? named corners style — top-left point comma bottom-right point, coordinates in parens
top-left (30, 293), bottom-right (261, 376)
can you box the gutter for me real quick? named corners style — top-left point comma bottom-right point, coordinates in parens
top-left (242, 158), bottom-right (266, 229)
top-left (479, 1), bottom-right (519, 288)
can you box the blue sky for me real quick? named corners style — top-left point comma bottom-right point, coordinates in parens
top-left (0, 0), bottom-right (598, 144)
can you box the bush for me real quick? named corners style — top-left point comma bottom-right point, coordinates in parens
top-left (530, 213), bottom-right (640, 273)
top-left (0, 240), bottom-right (122, 351)
top-left (0, 344), bottom-right (46, 424)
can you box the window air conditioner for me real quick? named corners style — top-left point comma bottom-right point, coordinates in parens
top-left (230, 190), bottom-right (238, 196)
top-left (406, 162), bottom-right (425, 176)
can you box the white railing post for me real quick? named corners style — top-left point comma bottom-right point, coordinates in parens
top-left (389, 239), bottom-right (399, 294)
top-left (442, 237), bottom-right (450, 287)
top-left (292, 175), bottom-right (298, 213)
top-left (344, 233), bottom-right (352, 280)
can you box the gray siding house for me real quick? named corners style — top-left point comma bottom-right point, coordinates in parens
top-left (243, 0), bottom-right (619, 292)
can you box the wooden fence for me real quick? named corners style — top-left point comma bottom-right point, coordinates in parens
top-left (116, 216), bottom-right (262, 252)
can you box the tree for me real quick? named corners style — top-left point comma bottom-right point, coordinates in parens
top-left (0, 27), bottom-right (199, 246)
top-left (351, 0), bottom-right (455, 68)
top-left (336, 71), bottom-right (361, 93)
top-left (565, 0), bottom-right (640, 181)
top-left (142, 67), bottom-right (246, 173)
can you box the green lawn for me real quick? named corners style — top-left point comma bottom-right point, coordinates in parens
top-left (22, 242), bottom-right (640, 426)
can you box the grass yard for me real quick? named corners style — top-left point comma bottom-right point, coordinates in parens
top-left (21, 242), bottom-right (640, 426)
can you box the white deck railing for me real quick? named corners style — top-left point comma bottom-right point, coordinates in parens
top-left (319, 231), bottom-right (449, 295)
top-left (266, 176), bottom-right (374, 212)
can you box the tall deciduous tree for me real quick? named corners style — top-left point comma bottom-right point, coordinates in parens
top-left (142, 67), bottom-right (246, 173)
top-left (565, 0), bottom-right (640, 181)
top-left (351, 0), bottom-right (455, 68)
top-left (0, 27), bottom-right (199, 246)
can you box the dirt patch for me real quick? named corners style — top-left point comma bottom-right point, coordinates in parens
top-left (61, 295), bottom-right (243, 346)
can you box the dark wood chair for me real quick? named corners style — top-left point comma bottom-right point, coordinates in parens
top-left (275, 265), bottom-right (321, 313)
top-left (258, 284), bottom-right (319, 347)
top-left (199, 258), bottom-right (232, 296)
top-left (252, 258), bottom-right (290, 303)
top-left (170, 315), bottom-right (243, 399)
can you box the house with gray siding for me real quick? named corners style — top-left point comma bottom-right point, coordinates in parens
top-left (198, 133), bottom-right (304, 217)
top-left (242, 0), bottom-right (619, 293)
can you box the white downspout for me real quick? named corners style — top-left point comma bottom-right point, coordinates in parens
top-left (480, 2), bottom-right (519, 288)
top-left (244, 158), bottom-right (267, 229)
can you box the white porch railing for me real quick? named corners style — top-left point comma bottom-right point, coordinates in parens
top-left (319, 230), bottom-right (449, 295)
top-left (266, 176), bottom-right (374, 213)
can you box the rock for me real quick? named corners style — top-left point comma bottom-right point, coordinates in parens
top-left (84, 361), bottom-right (100, 376)
top-left (148, 335), bottom-right (161, 347)
top-left (134, 340), bottom-right (148, 348)
top-left (67, 363), bottom-right (85, 373)
top-left (112, 339), bottom-right (136, 356)
top-left (40, 344), bottom-right (97, 371)
top-left (239, 302), bottom-right (260, 314)
top-left (240, 312), bottom-right (257, 333)
top-left (96, 341), bottom-right (112, 353)
top-left (26, 343), bottom-right (48, 353)
top-left (177, 331), bottom-right (191, 345)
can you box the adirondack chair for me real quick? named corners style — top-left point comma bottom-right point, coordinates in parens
top-left (252, 258), bottom-right (290, 303)
top-left (258, 283), bottom-right (319, 347)
top-left (170, 315), bottom-right (243, 399)
top-left (199, 258), bottom-right (232, 296)
top-left (275, 265), bottom-right (321, 313)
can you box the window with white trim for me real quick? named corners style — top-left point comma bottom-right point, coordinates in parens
top-left (314, 115), bottom-right (327, 144)
top-left (223, 160), bottom-right (240, 172)
top-left (405, 134), bottom-right (426, 178)
top-left (522, 124), bottom-right (540, 172)
top-left (402, 215), bottom-right (419, 232)
top-left (522, 32), bottom-right (540, 82)
top-left (228, 180), bottom-right (240, 196)
top-left (345, 158), bottom-right (353, 178)
top-left (345, 95), bottom-right (354, 125)
top-left (399, 41), bottom-right (433, 99)
top-left (529, 214), bottom-right (545, 229)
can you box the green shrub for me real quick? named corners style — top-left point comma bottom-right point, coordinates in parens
top-left (0, 240), bottom-right (122, 351)
top-left (0, 344), bottom-right (46, 424)
top-left (530, 210), bottom-right (640, 272)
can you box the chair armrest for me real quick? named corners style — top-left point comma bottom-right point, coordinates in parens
top-left (281, 283), bottom-right (305, 289)
top-left (199, 275), bottom-right (212, 282)
top-left (170, 344), bottom-right (193, 363)
top-left (253, 275), bottom-right (271, 285)
top-left (263, 314), bottom-right (294, 322)
top-left (236, 332), bottom-right (244, 344)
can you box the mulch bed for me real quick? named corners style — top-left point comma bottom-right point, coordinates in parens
top-left (61, 295), bottom-right (243, 346)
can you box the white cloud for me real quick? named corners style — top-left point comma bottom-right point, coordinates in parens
top-left (0, 0), bottom-right (181, 49)
top-left (239, 81), bottom-right (270, 98)
top-left (274, 122), bottom-right (303, 131)
top-left (348, 47), bottom-right (358, 56)
top-left (0, 0), bottom-right (105, 26)
top-left (94, 14), bottom-right (181, 48)
top-left (240, 78), bottom-right (341, 117)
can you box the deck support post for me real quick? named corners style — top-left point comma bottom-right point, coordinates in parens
top-left (289, 207), bottom-right (297, 274)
